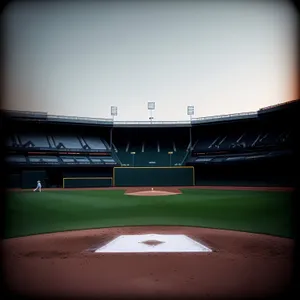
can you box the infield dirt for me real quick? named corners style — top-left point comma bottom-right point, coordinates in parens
top-left (3, 186), bottom-right (294, 299)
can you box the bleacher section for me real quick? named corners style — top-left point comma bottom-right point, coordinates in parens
top-left (6, 154), bottom-right (117, 166)
top-left (6, 155), bottom-right (27, 164)
top-left (7, 134), bottom-right (109, 151)
top-left (89, 157), bottom-right (104, 164)
top-left (19, 134), bottom-right (50, 148)
top-left (60, 156), bottom-right (90, 165)
top-left (5, 104), bottom-right (294, 169)
top-left (217, 132), bottom-right (244, 151)
top-left (6, 131), bottom-right (117, 166)
top-left (254, 131), bottom-right (286, 149)
top-left (28, 156), bottom-right (60, 164)
top-left (6, 125), bottom-right (291, 168)
top-left (101, 157), bottom-right (117, 165)
top-left (193, 135), bottom-right (219, 152)
top-left (52, 135), bottom-right (82, 149)
top-left (83, 137), bottom-right (107, 150)
top-left (237, 130), bottom-right (259, 148)
top-left (111, 125), bottom-right (192, 167)
top-left (188, 120), bottom-right (293, 167)
top-left (114, 137), bottom-right (188, 167)
top-left (192, 128), bottom-right (291, 154)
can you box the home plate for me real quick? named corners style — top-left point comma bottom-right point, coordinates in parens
top-left (94, 234), bottom-right (212, 253)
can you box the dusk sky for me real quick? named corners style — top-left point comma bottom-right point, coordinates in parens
top-left (2, 0), bottom-right (298, 121)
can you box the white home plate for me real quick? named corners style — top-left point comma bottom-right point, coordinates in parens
top-left (94, 234), bottom-right (212, 253)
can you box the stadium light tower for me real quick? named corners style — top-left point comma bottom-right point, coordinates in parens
top-left (187, 106), bottom-right (194, 150)
top-left (110, 106), bottom-right (118, 150)
top-left (148, 102), bottom-right (155, 124)
top-left (187, 105), bottom-right (194, 122)
top-left (111, 106), bottom-right (118, 121)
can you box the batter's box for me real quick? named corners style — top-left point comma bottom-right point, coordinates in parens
top-left (94, 234), bottom-right (212, 253)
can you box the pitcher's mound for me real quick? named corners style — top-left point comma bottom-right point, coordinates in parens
top-left (125, 190), bottom-right (181, 196)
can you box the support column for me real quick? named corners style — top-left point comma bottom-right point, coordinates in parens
top-left (189, 126), bottom-right (192, 149)
top-left (110, 127), bottom-right (113, 150)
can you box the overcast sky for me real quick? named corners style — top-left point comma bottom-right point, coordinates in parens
top-left (2, 0), bottom-right (298, 121)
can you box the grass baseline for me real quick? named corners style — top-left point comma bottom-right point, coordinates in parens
top-left (5, 189), bottom-right (293, 239)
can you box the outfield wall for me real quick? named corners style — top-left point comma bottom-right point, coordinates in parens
top-left (22, 170), bottom-right (47, 189)
top-left (6, 167), bottom-right (114, 189)
top-left (62, 168), bottom-right (113, 188)
top-left (8, 158), bottom-right (292, 189)
top-left (113, 166), bottom-right (195, 187)
top-left (7, 173), bottom-right (21, 188)
top-left (194, 156), bottom-right (293, 187)
top-left (63, 177), bottom-right (112, 188)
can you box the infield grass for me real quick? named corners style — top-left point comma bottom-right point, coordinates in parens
top-left (5, 189), bottom-right (293, 238)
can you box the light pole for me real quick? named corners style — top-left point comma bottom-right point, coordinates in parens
top-left (187, 106), bottom-right (194, 149)
top-left (148, 102), bottom-right (155, 124)
top-left (168, 151), bottom-right (173, 167)
top-left (110, 106), bottom-right (118, 150)
top-left (131, 151), bottom-right (136, 167)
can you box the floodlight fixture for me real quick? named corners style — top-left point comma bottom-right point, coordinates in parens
top-left (148, 102), bottom-right (155, 110)
top-left (111, 106), bottom-right (118, 121)
top-left (187, 105), bottom-right (194, 121)
top-left (147, 102), bottom-right (156, 124)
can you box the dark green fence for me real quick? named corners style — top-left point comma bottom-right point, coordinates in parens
top-left (63, 177), bottom-right (112, 188)
top-left (7, 174), bottom-right (21, 188)
top-left (22, 170), bottom-right (47, 189)
top-left (113, 167), bottom-right (194, 186)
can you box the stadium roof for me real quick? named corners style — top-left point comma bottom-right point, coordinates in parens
top-left (2, 99), bottom-right (298, 127)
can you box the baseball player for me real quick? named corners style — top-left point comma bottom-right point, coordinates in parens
top-left (33, 180), bottom-right (42, 192)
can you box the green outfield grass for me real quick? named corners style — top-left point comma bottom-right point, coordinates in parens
top-left (5, 189), bottom-right (293, 239)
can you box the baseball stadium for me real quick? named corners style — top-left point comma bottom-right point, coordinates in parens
top-left (2, 1), bottom-right (298, 299)
top-left (2, 98), bottom-right (297, 299)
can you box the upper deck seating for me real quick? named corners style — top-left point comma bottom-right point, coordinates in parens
top-left (83, 137), bottom-right (107, 150)
top-left (52, 135), bottom-right (83, 149)
top-left (74, 156), bottom-right (91, 164)
top-left (89, 157), bottom-right (105, 164)
top-left (235, 131), bottom-right (259, 148)
top-left (28, 156), bottom-right (59, 164)
top-left (193, 130), bottom-right (259, 152)
top-left (6, 155), bottom-right (27, 163)
top-left (6, 136), bottom-right (18, 147)
top-left (18, 134), bottom-right (50, 148)
top-left (254, 131), bottom-right (282, 148)
top-left (60, 156), bottom-right (77, 163)
top-left (101, 156), bottom-right (117, 165)
top-left (216, 132), bottom-right (244, 151)
top-left (193, 135), bottom-right (221, 152)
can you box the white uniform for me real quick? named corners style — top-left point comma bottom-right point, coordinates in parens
top-left (33, 181), bottom-right (42, 192)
